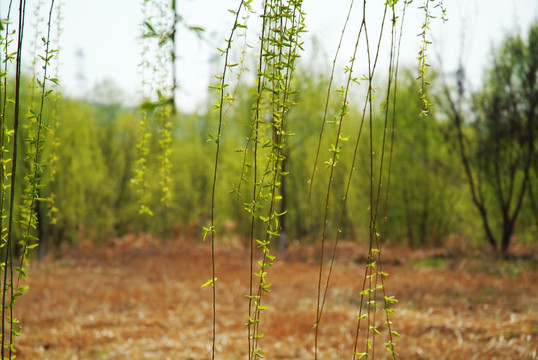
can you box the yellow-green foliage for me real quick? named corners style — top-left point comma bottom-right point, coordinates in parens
top-left (4, 66), bottom-right (532, 250)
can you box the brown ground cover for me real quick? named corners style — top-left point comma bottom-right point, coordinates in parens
top-left (14, 235), bottom-right (538, 359)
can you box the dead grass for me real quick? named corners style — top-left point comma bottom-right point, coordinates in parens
top-left (14, 235), bottom-right (538, 359)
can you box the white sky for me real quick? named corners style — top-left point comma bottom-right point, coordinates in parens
top-left (3, 0), bottom-right (538, 111)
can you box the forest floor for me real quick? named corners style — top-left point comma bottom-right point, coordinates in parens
top-left (15, 235), bottom-right (538, 360)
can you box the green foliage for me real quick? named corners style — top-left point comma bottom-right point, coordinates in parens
top-left (442, 22), bottom-right (538, 255)
top-left (1, 2), bottom-right (501, 257)
top-left (387, 70), bottom-right (464, 247)
top-left (2, 53), bottom-right (532, 256)
top-left (3, 57), bottom-right (526, 254)
top-left (133, 0), bottom-right (176, 216)
top-left (48, 98), bottom-right (141, 243)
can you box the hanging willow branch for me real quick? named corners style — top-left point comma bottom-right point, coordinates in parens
top-left (1, 0), bottom-right (58, 357)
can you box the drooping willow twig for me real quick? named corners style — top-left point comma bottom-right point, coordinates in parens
top-left (2, 0), bottom-right (29, 358)
top-left (206, 1), bottom-right (250, 358)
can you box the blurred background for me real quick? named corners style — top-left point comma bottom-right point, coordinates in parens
top-left (1, 0), bottom-right (536, 256)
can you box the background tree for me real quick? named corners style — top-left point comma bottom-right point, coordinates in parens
top-left (387, 70), bottom-right (463, 248)
top-left (442, 23), bottom-right (537, 256)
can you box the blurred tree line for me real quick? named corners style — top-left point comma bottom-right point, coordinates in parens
top-left (5, 25), bottom-right (536, 257)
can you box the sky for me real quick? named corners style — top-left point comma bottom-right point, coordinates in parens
top-left (4, 0), bottom-right (538, 112)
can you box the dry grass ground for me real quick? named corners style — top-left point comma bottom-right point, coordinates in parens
top-left (15, 235), bottom-right (538, 359)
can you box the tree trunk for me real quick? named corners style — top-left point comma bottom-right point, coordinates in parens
top-left (500, 223), bottom-right (513, 258)
top-left (402, 187), bottom-right (415, 248)
top-left (480, 211), bottom-right (498, 252)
